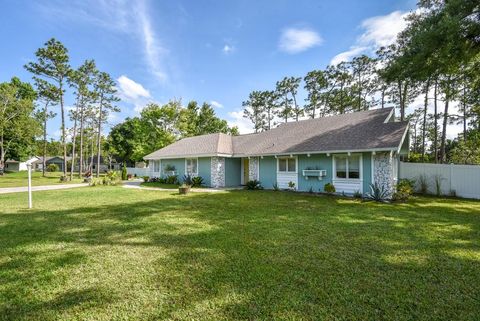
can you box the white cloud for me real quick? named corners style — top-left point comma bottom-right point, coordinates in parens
top-left (210, 100), bottom-right (223, 109)
top-left (116, 75), bottom-right (153, 112)
top-left (35, 0), bottom-right (169, 82)
top-left (227, 110), bottom-right (254, 134)
top-left (330, 10), bottom-right (409, 64)
top-left (279, 27), bottom-right (323, 54)
top-left (330, 46), bottom-right (368, 65)
top-left (135, 0), bottom-right (168, 82)
top-left (223, 44), bottom-right (234, 54)
top-left (117, 75), bottom-right (151, 100)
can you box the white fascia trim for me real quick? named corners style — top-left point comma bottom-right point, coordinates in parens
top-left (241, 148), bottom-right (396, 158)
top-left (144, 153), bottom-right (233, 160)
top-left (384, 108), bottom-right (395, 123)
top-left (397, 124), bottom-right (410, 154)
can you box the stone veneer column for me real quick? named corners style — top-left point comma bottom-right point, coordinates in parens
top-left (373, 152), bottom-right (394, 198)
top-left (210, 157), bottom-right (225, 188)
top-left (248, 157), bottom-right (259, 181)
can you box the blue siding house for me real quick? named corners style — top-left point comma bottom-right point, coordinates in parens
top-left (144, 108), bottom-right (409, 197)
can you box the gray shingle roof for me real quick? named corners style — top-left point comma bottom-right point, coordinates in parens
top-left (144, 108), bottom-right (408, 159)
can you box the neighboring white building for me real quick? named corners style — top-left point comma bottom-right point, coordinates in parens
top-left (4, 157), bottom-right (39, 172)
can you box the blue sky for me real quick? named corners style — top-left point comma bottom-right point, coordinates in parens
top-left (1, 0), bottom-right (429, 138)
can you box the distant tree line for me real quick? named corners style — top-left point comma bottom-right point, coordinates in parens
top-left (107, 101), bottom-right (239, 164)
top-left (242, 0), bottom-right (480, 164)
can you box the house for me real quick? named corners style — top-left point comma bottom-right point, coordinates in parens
top-left (4, 157), bottom-right (39, 172)
top-left (143, 108), bottom-right (409, 197)
top-left (74, 155), bottom-right (121, 173)
top-left (33, 156), bottom-right (72, 172)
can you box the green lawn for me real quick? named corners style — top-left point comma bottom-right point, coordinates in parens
top-left (1, 188), bottom-right (479, 320)
top-left (0, 171), bottom-right (84, 188)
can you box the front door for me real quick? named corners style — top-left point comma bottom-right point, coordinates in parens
top-left (243, 158), bottom-right (249, 184)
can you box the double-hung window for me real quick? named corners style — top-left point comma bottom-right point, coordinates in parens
top-left (186, 158), bottom-right (198, 176)
top-left (335, 155), bottom-right (360, 179)
top-left (278, 157), bottom-right (296, 173)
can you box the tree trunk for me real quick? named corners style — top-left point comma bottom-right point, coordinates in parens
top-left (78, 104), bottom-right (85, 177)
top-left (59, 80), bottom-right (67, 178)
top-left (440, 88), bottom-right (450, 164)
top-left (69, 105), bottom-right (79, 180)
top-left (422, 80), bottom-right (429, 162)
top-left (381, 87), bottom-right (385, 109)
top-left (433, 79), bottom-right (438, 163)
top-left (96, 94), bottom-right (104, 178)
top-left (0, 134), bottom-right (4, 175)
top-left (42, 101), bottom-right (49, 177)
top-left (292, 94), bottom-right (299, 121)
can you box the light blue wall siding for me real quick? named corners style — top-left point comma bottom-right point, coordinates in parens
top-left (297, 154), bottom-right (333, 192)
top-left (362, 152), bottom-right (372, 193)
top-left (161, 158), bottom-right (185, 180)
top-left (225, 158), bottom-right (241, 187)
top-left (198, 157), bottom-right (211, 187)
top-left (259, 156), bottom-right (277, 189)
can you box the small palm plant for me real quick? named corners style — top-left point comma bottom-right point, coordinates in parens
top-left (365, 183), bottom-right (389, 202)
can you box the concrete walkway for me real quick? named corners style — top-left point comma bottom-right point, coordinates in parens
top-left (122, 180), bottom-right (233, 193)
top-left (0, 183), bottom-right (88, 194)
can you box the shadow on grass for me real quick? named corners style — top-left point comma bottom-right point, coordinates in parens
top-left (0, 189), bottom-right (479, 320)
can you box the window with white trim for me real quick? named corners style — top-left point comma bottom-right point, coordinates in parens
top-left (335, 155), bottom-right (360, 179)
top-left (278, 157), bottom-right (296, 173)
top-left (186, 158), bottom-right (198, 175)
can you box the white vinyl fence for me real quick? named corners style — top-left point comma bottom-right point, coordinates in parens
top-left (126, 167), bottom-right (150, 177)
top-left (399, 162), bottom-right (480, 199)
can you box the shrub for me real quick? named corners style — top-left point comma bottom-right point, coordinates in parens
top-left (365, 183), bottom-right (389, 202)
top-left (324, 183), bottom-right (335, 194)
top-left (245, 179), bottom-right (263, 190)
top-left (417, 174), bottom-right (429, 194)
top-left (103, 171), bottom-right (119, 186)
top-left (89, 178), bottom-right (103, 186)
top-left (288, 181), bottom-right (296, 191)
top-left (59, 175), bottom-right (68, 182)
top-left (121, 163), bottom-right (127, 180)
top-left (353, 190), bottom-right (363, 199)
top-left (272, 183), bottom-right (279, 191)
top-left (393, 179), bottom-right (414, 202)
top-left (46, 163), bottom-right (59, 172)
top-left (192, 176), bottom-right (204, 187)
top-left (183, 174), bottom-right (193, 186)
top-left (143, 176), bottom-right (149, 182)
top-left (165, 175), bottom-right (179, 185)
top-left (433, 174), bottom-right (444, 196)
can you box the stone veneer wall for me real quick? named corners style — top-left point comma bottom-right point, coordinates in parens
top-left (248, 157), bottom-right (259, 181)
top-left (373, 152), bottom-right (394, 198)
top-left (210, 157), bottom-right (225, 188)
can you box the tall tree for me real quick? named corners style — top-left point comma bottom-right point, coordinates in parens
top-left (243, 91), bottom-right (266, 133)
top-left (350, 55), bottom-right (377, 111)
top-left (93, 71), bottom-right (119, 177)
top-left (0, 78), bottom-right (39, 174)
top-left (275, 78), bottom-right (293, 122)
top-left (69, 60), bottom-right (97, 179)
top-left (25, 38), bottom-right (71, 178)
top-left (304, 70), bottom-right (328, 118)
top-left (34, 78), bottom-right (59, 176)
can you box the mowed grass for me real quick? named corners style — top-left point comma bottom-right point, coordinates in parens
top-left (0, 188), bottom-right (479, 321)
top-left (140, 182), bottom-right (179, 189)
top-left (0, 171), bottom-right (83, 188)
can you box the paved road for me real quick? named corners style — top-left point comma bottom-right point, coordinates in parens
top-left (0, 183), bottom-right (88, 194)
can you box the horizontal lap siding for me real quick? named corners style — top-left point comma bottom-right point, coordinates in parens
top-left (259, 157), bottom-right (277, 189)
top-left (297, 154), bottom-right (333, 192)
top-left (161, 158), bottom-right (185, 180)
top-left (198, 157), bottom-right (211, 187)
top-left (277, 173), bottom-right (297, 189)
top-left (332, 180), bottom-right (362, 194)
top-left (225, 158), bottom-right (241, 187)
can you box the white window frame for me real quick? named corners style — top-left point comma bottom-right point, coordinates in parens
top-left (332, 154), bottom-right (363, 180)
top-left (185, 157), bottom-right (198, 176)
top-left (277, 156), bottom-right (298, 174)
